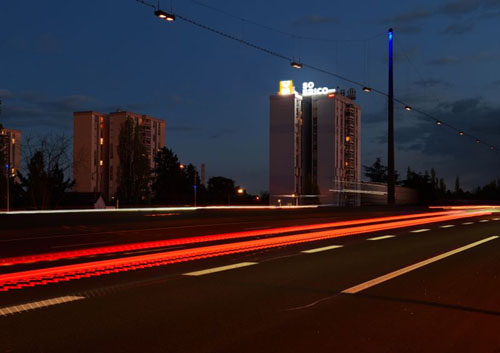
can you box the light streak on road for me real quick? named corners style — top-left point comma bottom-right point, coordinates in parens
top-left (0, 210), bottom-right (464, 267)
top-left (0, 210), bottom-right (490, 292)
top-left (0, 205), bottom-right (319, 215)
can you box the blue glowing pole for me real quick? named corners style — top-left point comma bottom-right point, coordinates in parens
top-left (388, 28), bottom-right (395, 205)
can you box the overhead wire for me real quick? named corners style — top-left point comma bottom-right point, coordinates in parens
top-left (135, 0), bottom-right (500, 153)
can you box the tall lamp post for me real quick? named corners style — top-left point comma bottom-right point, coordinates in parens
top-left (193, 170), bottom-right (198, 207)
top-left (0, 129), bottom-right (9, 212)
top-left (5, 163), bottom-right (9, 213)
top-left (387, 28), bottom-right (395, 206)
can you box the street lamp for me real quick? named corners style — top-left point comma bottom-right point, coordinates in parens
top-left (290, 61), bottom-right (303, 69)
top-left (154, 9), bottom-right (175, 22)
top-left (237, 187), bottom-right (244, 194)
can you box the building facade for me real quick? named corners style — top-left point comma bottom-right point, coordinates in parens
top-left (269, 81), bottom-right (361, 206)
top-left (73, 111), bottom-right (166, 202)
top-left (0, 128), bottom-right (21, 179)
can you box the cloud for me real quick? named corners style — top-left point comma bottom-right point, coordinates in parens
top-left (37, 33), bottom-right (61, 54)
top-left (470, 50), bottom-right (500, 61)
top-left (442, 21), bottom-right (475, 34)
top-left (387, 8), bottom-right (433, 23)
top-left (395, 25), bottom-right (424, 34)
top-left (292, 15), bottom-right (339, 26)
top-left (0, 89), bottom-right (13, 99)
top-left (439, 0), bottom-right (482, 16)
top-left (413, 79), bottom-right (450, 87)
top-left (490, 79), bottom-right (500, 86)
top-left (428, 56), bottom-right (462, 65)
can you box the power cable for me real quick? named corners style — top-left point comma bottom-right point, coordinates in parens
top-left (134, 0), bottom-right (500, 153)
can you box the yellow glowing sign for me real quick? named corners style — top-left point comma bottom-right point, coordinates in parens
top-left (279, 80), bottom-right (294, 95)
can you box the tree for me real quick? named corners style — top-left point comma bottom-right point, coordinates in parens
top-left (116, 118), bottom-right (150, 205)
top-left (364, 158), bottom-right (387, 183)
top-left (364, 158), bottom-right (399, 183)
top-left (152, 147), bottom-right (189, 204)
top-left (17, 134), bottom-right (74, 209)
top-left (207, 176), bottom-right (235, 204)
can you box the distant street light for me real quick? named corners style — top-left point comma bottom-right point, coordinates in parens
top-left (404, 105), bottom-right (412, 111)
top-left (179, 163), bottom-right (185, 169)
top-left (237, 187), bottom-right (244, 194)
top-left (290, 61), bottom-right (303, 69)
top-left (154, 9), bottom-right (175, 22)
top-left (362, 87), bottom-right (372, 93)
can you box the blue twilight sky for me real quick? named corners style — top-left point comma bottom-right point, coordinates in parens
top-left (1, 0), bottom-right (500, 193)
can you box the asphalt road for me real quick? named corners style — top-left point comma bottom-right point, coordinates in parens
top-left (1, 207), bottom-right (500, 352)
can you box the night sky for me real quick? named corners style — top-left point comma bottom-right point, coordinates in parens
top-left (1, 0), bottom-right (499, 193)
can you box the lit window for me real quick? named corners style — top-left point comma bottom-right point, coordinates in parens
top-left (11, 138), bottom-right (15, 144)
top-left (345, 136), bottom-right (350, 142)
top-left (99, 160), bottom-right (103, 166)
top-left (345, 161), bottom-right (349, 166)
top-left (100, 137), bottom-right (104, 145)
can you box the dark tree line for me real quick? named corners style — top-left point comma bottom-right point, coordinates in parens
top-left (364, 158), bottom-right (500, 204)
top-left (115, 118), bottom-right (263, 206)
top-left (1, 133), bottom-right (74, 210)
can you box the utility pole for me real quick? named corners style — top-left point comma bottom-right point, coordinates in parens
top-left (5, 164), bottom-right (9, 213)
top-left (387, 28), bottom-right (395, 206)
top-left (193, 170), bottom-right (197, 207)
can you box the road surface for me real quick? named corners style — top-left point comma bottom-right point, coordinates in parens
top-left (1, 206), bottom-right (499, 352)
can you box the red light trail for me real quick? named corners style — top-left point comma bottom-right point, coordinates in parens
top-left (0, 210), bottom-right (490, 292)
top-left (1, 210), bottom-right (460, 267)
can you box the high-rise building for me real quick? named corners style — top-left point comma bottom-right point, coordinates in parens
top-left (0, 128), bottom-right (21, 179)
top-left (73, 110), bottom-right (166, 202)
top-left (269, 80), bottom-right (361, 206)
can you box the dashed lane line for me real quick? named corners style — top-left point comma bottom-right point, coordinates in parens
top-left (367, 235), bottom-right (396, 241)
top-left (183, 262), bottom-right (258, 276)
top-left (462, 222), bottom-right (474, 225)
top-left (479, 220), bottom-right (490, 223)
top-left (342, 236), bottom-right (499, 294)
top-left (410, 229), bottom-right (431, 233)
top-left (440, 225), bottom-right (456, 228)
top-left (301, 245), bottom-right (344, 254)
top-left (0, 296), bottom-right (85, 317)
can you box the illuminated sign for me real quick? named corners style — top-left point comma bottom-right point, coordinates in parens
top-left (279, 80), bottom-right (294, 95)
top-left (302, 81), bottom-right (335, 96)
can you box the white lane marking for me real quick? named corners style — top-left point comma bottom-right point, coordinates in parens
top-left (440, 225), bottom-right (456, 228)
top-left (479, 220), bottom-right (490, 223)
top-left (183, 262), bottom-right (258, 276)
top-left (301, 245), bottom-right (344, 254)
top-left (493, 218), bottom-right (500, 221)
top-left (367, 235), bottom-right (396, 241)
top-left (462, 222), bottom-right (474, 225)
top-left (0, 296), bottom-right (85, 317)
top-left (342, 236), bottom-right (499, 294)
top-left (50, 241), bottom-right (113, 249)
top-left (411, 228), bottom-right (431, 233)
